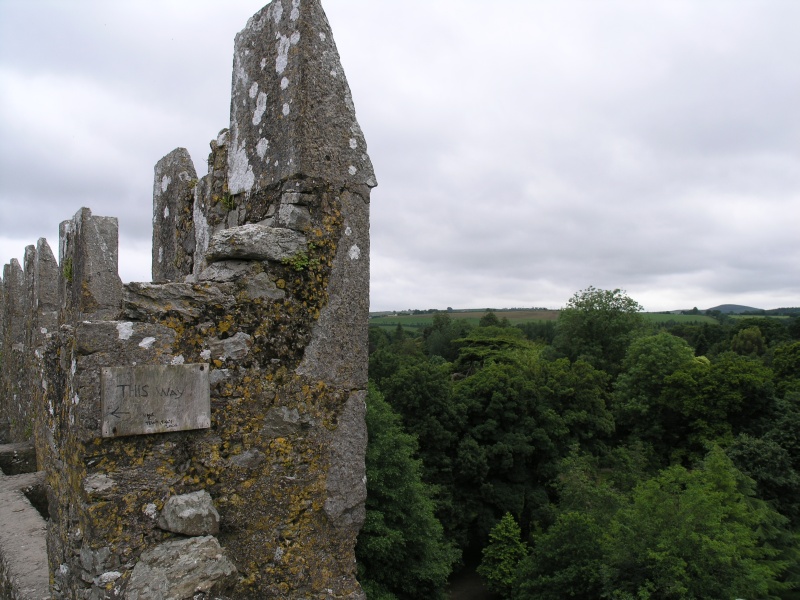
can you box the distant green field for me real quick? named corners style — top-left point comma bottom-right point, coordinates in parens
top-left (369, 310), bottom-right (718, 330)
top-left (642, 313), bottom-right (718, 325)
top-left (729, 314), bottom-right (791, 320)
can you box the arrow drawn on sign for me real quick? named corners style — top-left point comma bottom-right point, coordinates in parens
top-left (109, 406), bottom-right (131, 419)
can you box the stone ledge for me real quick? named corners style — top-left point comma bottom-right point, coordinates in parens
top-left (0, 442), bottom-right (37, 476)
top-left (0, 471), bottom-right (49, 600)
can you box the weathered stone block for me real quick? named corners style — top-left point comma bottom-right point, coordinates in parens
top-left (34, 238), bottom-right (59, 342)
top-left (205, 223), bottom-right (306, 262)
top-left (158, 490), bottom-right (220, 535)
top-left (227, 0), bottom-right (377, 195)
top-left (59, 207), bottom-right (122, 321)
top-left (126, 536), bottom-right (236, 600)
top-left (153, 148), bottom-right (198, 283)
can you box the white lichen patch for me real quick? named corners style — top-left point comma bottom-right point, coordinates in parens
top-left (83, 473), bottom-right (115, 494)
top-left (348, 245), bottom-right (361, 260)
top-left (276, 35), bottom-right (291, 74)
top-left (350, 138), bottom-right (358, 149)
top-left (163, 205), bottom-right (169, 219)
top-left (97, 572), bottom-right (122, 585)
top-left (330, 69), bottom-right (338, 78)
top-left (348, 165), bottom-right (357, 175)
top-left (257, 138), bottom-right (270, 159)
top-left (144, 503), bottom-right (158, 518)
top-left (171, 355), bottom-right (185, 365)
top-left (161, 175), bottom-right (171, 193)
top-left (200, 349), bottom-right (211, 361)
top-left (281, 77), bottom-right (289, 90)
top-left (345, 226), bottom-right (352, 236)
top-left (319, 32), bottom-right (326, 41)
top-left (138, 337), bottom-right (156, 349)
top-left (117, 322), bottom-right (134, 340)
top-left (229, 143), bottom-right (256, 194)
top-left (272, 0), bottom-right (283, 23)
top-left (282, 103), bottom-right (291, 116)
top-left (253, 91), bottom-right (268, 125)
top-left (249, 81), bottom-right (259, 99)
top-left (158, 246), bottom-right (163, 264)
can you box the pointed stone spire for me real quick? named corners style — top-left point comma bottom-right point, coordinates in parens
top-left (228, 0), bottom-right (377, 195)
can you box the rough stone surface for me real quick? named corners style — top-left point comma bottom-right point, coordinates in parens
top-left (158, 490), bottom-right (220, 535)
top-left (124, 281), bottom-right (236, 320)
top-left (324, 391), bottom-right (367, 530)
top-left (153, 148), bottom-right (198, 282)
top-left (228, 0), bottom-right (376, 194)
top-left (297, 189), bottom-right (370, 389)
top-left (126, 536), bottom-right (237, 600)
top-left (2, 1), bottom-right (374, 598)
top-left (205, 224), bottom-right (306, 262)
top-left (0, 442), bottom-right (37, 475)
top-left (1, 259), bottom-right (27, 444)
top-left (0, 471), bottom-right (49, 600)
top-left (34, 238), bottom-right (59, 344)
top-left (59, 207), bottom-right (122, 321)
top-left (192, 130), bottom-right (234, 278)
top-left (207, 331), bottom-right (253, 361)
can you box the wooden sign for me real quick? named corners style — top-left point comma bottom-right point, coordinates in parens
top-left (100, 364), bottom-right (210, 438)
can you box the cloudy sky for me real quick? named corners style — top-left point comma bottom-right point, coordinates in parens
top-left (1, 0), bottom-right (798, 312)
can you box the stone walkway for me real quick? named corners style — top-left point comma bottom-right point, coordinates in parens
top-left (0, 443), bottom-right (49, 600)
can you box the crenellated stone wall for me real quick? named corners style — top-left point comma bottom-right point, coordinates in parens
top-left (0, 1), bottom-right (374, 598)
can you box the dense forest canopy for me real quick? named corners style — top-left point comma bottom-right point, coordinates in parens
top-left (357, 288), bottom-right (800, 599)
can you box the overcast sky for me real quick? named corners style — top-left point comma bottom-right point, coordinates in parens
top-left (1, 0), bottom-right (798, 312)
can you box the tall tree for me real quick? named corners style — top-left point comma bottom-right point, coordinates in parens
top-left (357, 385), bottom-right (460, 600)
top-left (477, 512), bottom-right (529, 598)
top-left (553, 287), bottom-right (644, 375)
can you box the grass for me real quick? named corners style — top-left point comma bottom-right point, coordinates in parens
top-left (369, 310), bottom-right (719, 330)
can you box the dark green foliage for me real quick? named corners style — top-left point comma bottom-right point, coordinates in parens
top-left (477, 513), bottom-right (529, 597)
top-left (360, 291), bottom-right (800, 599)
top-left (422, 312), bottom-right (473, 362)
top-left (604, 447), bottom-right (790, 600)
top-left (732, 325), bottom-right (768, 355)
top-left (515, 320), bottom-right (557, 344)
top-left (356, 385), bottom-right (460, 600)
top-left (553, 287), bottom-right (644, 374)
top-left (517, 448), bottom-right (792, 600)
top-left (772, 341), bottom-right (800, 395)
top-left (514, 511), bottom-right (606, 600)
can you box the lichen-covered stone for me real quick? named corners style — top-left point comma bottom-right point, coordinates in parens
top-left (126, 536), bottom-right (236, 600)
top-left (59, 207), bottom-right (122, 321)
top-left (153, 148), bottom-right (198, 283)
top-left (205, 224), bottom-right (306, 262)
top-left (34, 238), bottom-right (59, 344)
top-left (3, 1), bottom-right (375, 598)
top-left (228, 0), bottom-right (377, 194)
top-left (158, 490), bottom-right (220, 535)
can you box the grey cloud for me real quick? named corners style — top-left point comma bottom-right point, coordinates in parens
top-left (1, 0), bottom-right (798, 309)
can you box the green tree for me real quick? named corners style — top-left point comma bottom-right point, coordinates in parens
top-left (422, 312), bottom-right (473, 362)
top-left (553, 287), bottom-right (644, 375)
top-left (356, 385), bottom-right (460, 599)
top-left (732, 325), bottom-right (767, 356)
top-left (772, 341), bottom-right (800, 395)
top-left (605, 447), bottom-right (790, 599)
top-left (613, 332), bottom-right (698, 457)
top-left (477, 512), bottom-right (529, 598)
top-left (514, 511), bottom-right (606, 600)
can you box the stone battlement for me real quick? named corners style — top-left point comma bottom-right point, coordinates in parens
top-left (0, 1), bottom-right (373, 598)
